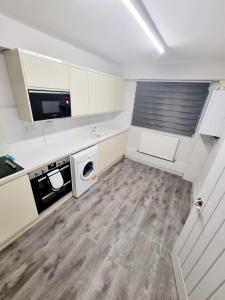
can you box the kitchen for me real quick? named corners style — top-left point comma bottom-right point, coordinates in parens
top-left (0, 1), bottom-right (225, 299)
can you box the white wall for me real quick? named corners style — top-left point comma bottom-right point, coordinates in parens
top-left (126, 126), bottom-right (194, 175)
top-left (124, 80), bottom-right (217, 180)
top-left (0, 14), bottom-right (121, 76)
top-left (124, 80), bottom-right (192, 175)
top-left (0, 49), bottom-right (124, 142)
top-left (0, 14), bottom-right (127, 155)
top-left (122, 61), bottom-right (225, 80)
top-left (0, 13), bottom-right (222, 186)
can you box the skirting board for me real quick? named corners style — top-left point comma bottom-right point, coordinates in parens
top-left (97, 156), bottom-right (124, 176)
top-left (125, 148), bottom-right (186, 177)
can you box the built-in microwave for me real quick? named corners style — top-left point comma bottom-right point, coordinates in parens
top-left (28, 89), bottom-right (71, 121)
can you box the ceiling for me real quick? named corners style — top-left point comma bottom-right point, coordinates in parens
top-left (0, 0), bottom-right (224, 68)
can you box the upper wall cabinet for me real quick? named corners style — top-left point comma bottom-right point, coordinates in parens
top-left (198, 90), bottom-right (225, 138)
top-left (21, 51), bottom-right (69, 90)
top-left (4, 48), bottom-right (124, 122)
top-left (110, 77), bottom-right (124, 111)
top-left (89, 72), bottom-right (124, 114)
top-left (69, 66), bottom-right (89, 116)
top-left (89, 72), bottom-right (110, 114)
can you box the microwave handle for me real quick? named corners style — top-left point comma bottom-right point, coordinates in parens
top-left (29, 89), bottom-right (70, 95)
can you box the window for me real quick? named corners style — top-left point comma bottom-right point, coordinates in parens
top-left (132, 81), bottom-right (210, 137)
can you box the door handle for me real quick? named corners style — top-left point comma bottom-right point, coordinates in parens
top-left (193, 197), bottom-right (204, 210)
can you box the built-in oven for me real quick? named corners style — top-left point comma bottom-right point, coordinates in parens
top-left (28, 89), bottom-right (71, 121)
top-left (29, 156), bottom-right (72, 214)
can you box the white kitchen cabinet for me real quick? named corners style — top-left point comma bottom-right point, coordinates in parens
top-left (21, 50), bottom-right (69, 90)
top-left (0, 175), bottom-right (38, 245)
top-left (4, 48), bottom-right (125, 122)
top-left (69, 66), bottom-right (89, 116)
top-left (89, 72), bottom-right (124, 114)
top-left (89, 72), bottom-right (110, 114)
top-left (199, 90), bottom-right (225, 138)
top-left (97, 131), bottom-right (128, 174)
top-left (109, 77), bottom-right (124, 111)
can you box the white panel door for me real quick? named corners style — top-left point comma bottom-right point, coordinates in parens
top-left (21, 51), bottom-right (69, 90)
top-left (69, 66), bottom-right (89, 116)
top-left (172, 140), bottom-right (225, 299)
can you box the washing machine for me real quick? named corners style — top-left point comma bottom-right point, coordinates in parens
top-left (71, 145), bottom-right (98, 198)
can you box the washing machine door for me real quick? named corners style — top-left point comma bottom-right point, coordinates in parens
top-left (81, 160), bottom-right (95, 180)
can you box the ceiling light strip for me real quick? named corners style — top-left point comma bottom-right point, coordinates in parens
top-left (121, 0), bottom-right (165, 54)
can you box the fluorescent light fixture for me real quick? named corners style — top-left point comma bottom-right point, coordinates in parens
top-left (121, 0), bottom-right (165, 54)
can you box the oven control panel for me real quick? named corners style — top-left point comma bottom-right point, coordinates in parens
top-left (29, 156), bottom-right (70, 180)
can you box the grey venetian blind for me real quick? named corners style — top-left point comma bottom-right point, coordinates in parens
top-left (132, 81), bottom-right (210, 136)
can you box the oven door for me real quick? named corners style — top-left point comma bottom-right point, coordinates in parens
top-left (30, 162), bottom-right (72, 214)
top-left (29, 90), bottom-right (71, 121)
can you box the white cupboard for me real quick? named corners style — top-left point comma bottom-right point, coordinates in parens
top-left (97, 131), bottom-right (128, 174)
top-left (4, 48), bottom-right (125, 122)
top-left (110, 77), bottom-right (124, 111)
top-left (21, 50), bottom-right (69, 90)
top-left (0, 175), bottom-right (38, 245)
top-left (89, 72), bottom-right (110, 114)
top-left (89, 72), bottom-right (124, 114)
top-left (198, 90), bottom-right (225, 138)
top-left (69, 66), bottom-right (89, 116)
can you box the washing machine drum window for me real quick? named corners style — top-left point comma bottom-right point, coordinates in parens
top-left (82, 161), bottom-right (94, 179)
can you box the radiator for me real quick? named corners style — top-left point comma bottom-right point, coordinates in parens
top-left (138, 131), bottom-right (179, 162)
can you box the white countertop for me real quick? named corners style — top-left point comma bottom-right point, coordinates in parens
top-left (0, 125), bottom-right (129, 186)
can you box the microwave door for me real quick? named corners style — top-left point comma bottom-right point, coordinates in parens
top-left (29, 90), bottom-right (71, 121)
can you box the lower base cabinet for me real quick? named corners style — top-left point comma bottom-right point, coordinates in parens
top-left (0, 175), bottom-right (38, 245)
top-left (97, 131), bottom-right (128, 174)
top-left (0, 132), bottom-right (128, 245)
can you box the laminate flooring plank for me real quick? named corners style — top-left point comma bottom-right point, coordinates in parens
top-left (0, 159), bottom-right (191, 300)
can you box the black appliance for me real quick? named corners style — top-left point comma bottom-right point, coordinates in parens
top-left (28, 89), bottom-right (71, 121)
top-left (29, 156), bottom-right (72, 214)
top-left (0, 156), bottom-right (24, 179)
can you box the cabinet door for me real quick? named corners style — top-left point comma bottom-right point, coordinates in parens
top-left (97, 131), bottom-right (128, 174)
top-left (109, 77), bottom-right (124, 111)
top-left (0, 175), bottom-right (38, 245)
top-left (89, 72), bottom-right (109, 114)
top-left (89, 73), bottom-right (124, 114)
top-left (199, 90), bottom-right (225, 137)
top-left (69, 67), bottom-right (89, 116)
top-left (21, 51), bottom-right (69, 90)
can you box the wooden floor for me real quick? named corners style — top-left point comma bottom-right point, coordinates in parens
top-left (0, 159), bottom-right (191, 300)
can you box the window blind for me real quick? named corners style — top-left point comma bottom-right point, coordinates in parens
top-left (132, 81), bottom-right (210, 137)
